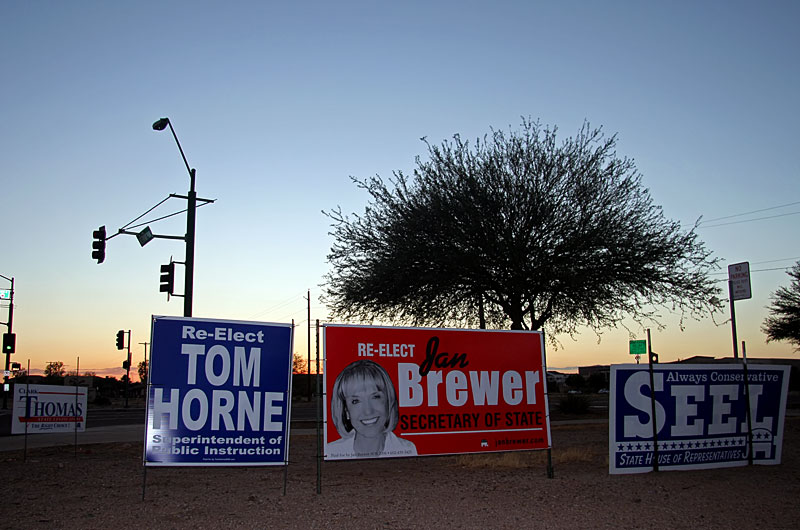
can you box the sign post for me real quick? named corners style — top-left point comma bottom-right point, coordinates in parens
top-left (727, 262), bottom-right (751, 360)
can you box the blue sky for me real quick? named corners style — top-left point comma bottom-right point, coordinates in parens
top-left (2, 1), bottom-right (798, 377)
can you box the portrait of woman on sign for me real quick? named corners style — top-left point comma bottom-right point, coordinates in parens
top-left (327, 359), bottom-right (417, 459)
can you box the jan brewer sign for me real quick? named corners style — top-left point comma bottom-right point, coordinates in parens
top-left (323, 325), bottom-right (550, 460)
top-left (12, 384), bottom-right (87, 434)
top-left (145, 316), bottom-right (293, 467)
top-left (610, 364), bottom-right (790, 474)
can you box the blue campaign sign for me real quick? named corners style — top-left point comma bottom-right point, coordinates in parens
top-left (609, 363), bottom-right (790, 474)
top-left (144, 316), bottom-right (294, 467)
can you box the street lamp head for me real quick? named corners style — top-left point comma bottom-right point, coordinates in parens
top-left (152, 118), bottom-right (170, 131)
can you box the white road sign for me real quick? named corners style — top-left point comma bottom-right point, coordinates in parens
top-left (728, 261), bottom-right (751, 301)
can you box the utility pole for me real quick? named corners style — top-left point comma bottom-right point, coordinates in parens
top-left (307, 289), bottom-right (311, 401)
top-left (124, 331), bottom-right (131, 408)
top-left (1, 275), bottom-right (14, 410)
top-left (139, 342), bottom-right (149, 383)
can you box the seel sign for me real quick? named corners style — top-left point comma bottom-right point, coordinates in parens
top-left (609, 363), bottom-right (789, 474)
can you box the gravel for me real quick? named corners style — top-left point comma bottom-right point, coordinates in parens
top-left (2, 419), bottom-right (798, 529)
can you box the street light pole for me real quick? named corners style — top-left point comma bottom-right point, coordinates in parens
top-left (185, 168), bottom-right (196, 318)
top-left (153, 117), bottom-right (196, 317)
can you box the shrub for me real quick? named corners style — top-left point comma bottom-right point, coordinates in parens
top-left (558, 394), bottom-right (590, 414)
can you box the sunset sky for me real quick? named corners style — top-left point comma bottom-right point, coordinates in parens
top-left (1, 1), bottom-right (798, 380)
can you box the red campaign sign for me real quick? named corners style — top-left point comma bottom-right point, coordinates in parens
top-left (323, 324), bottom-right (551, 460)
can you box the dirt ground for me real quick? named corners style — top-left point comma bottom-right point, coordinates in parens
top-left (1, 418), bottom-right (798, 529)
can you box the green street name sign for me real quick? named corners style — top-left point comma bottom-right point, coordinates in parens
top-left (629, 340), bottom-right (647, 355)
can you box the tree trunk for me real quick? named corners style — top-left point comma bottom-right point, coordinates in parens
top-left (509, 303), bottom-right (525, 330)
top-left (478, 293), bottom-right (486, 329)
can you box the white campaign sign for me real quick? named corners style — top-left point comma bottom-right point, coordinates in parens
top-left (12, 384), bottom-right (88, 434)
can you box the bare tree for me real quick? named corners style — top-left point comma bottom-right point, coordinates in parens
top-left (44, 361), bottom-right (65, 378)
top-left (762, 261), bottom-right (800, 350)
top-left (324, 119), bottom-right (722, 338)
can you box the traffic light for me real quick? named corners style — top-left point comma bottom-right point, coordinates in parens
top-left (650, 351), bottom-right (659, 364)
top-left (122, 360), bottom-right (130, 370)
top-left (92, 226), bottom-right (106, 264)
top-left (2, 333), bottom-right (15, 354)
top-left (116, 329), bottom-right (125, 350)
top-left (160, 262), bottom-right (175, 295)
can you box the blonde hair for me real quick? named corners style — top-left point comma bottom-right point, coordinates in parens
top-left (331, 360), bottom-right (399, 438)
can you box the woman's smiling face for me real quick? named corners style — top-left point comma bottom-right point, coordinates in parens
top-left (343, 380), bottom-right (388, 438)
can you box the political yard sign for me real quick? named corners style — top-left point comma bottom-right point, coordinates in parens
top-left (610, 364), bottom-right (790, 474)
top-left (324, 324), bottom-right (550, 460)
top-left (144, 316), bottom-right (293, 467)
top-left (12, 384), bottom-right (87, 434)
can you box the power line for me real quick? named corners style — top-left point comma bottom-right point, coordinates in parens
top-left (699, 210), bottom-right (800, 228)
top-left (751, 256), bottom-right (800, 265)
top-left (698, 200), bottom-right (800, 225)
top-left (712, 265), bottom-right (793, 277)
top-left (248, 292), bottom-right (308, 320)
top-left (749, 266), bottom-right (795, 273)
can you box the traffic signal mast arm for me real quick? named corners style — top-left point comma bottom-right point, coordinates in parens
top-left (93, 195), bottom-right (214, 252)
top-left (116, 228), bottom-right (186, 241)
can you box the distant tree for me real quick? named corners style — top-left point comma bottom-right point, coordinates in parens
top-left (83, 371), bottom-right (97, 377)
top-left (762, 261), bottom-right (800, 350)
top-left (95, 376), bottom-right (122, 400)
top-left (138, 360), bottom-right (149, 383)
top-left (44, 361), bottom-right (65, 378)
top-left (293, 353), bottom-right (308, 374)
top-left (565, 374), bottom-right (586, 390)
top-left (324, 119), bottom-right (722, 338)
top-left (587, 372), bottom-right (608, 392)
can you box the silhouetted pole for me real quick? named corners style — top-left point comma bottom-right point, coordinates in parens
top-left (152, 117), bottom-right (197, 317)
top-left (647, 328), bottom-right (659, 472)
top-left (184, 168), bottom-right (196, 317)
top-left (1, 275), bottom-right (13, 410)
top-left (741, 341), bottom-right (754, 465)
top-left (307, 289), bottom-right (311, 400)
top-left (728, 280), bottom-right (739, 360)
